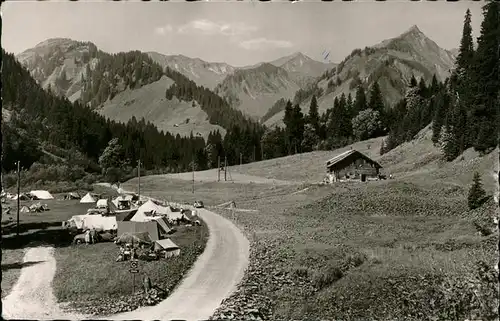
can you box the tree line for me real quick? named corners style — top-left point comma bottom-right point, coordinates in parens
top-left (432, 3), bottom-right (499, 160)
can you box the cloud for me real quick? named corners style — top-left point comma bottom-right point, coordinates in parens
top-left (177, 19), bottom-right (257, 36)
top-left (239, 38), bottom-right (293, 50)
top-left (155, 25), bottom-right (173, 35)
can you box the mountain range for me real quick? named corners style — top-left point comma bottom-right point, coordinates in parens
top-left (15, 24), bottom-right (458, 136)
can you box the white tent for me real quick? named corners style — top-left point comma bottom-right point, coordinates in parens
top-left (82, 215), bottom-right (117, 231)
top-left (130, 199), bottom-right (173, 222)
top-left (96, 199), bottom-right (108, 209)
top-left (112, 195), bottom-right (134, 207)
top-left (80, 193), bottom-right (96, 204)
top-left (68, 214), bottom-right (117, 231)
top-left (29, 190), bottom-right (54, 200)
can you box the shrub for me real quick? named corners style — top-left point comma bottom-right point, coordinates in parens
top-left (346, 252), bottom-right (367, 268)
top-left (312, 264), bottom-right (344, 290)
top-left (292, 266), bottom-right (310, 279)
top-left (468, 172), bottom-right (487, 210)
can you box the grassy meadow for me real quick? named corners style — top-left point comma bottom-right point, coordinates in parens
top-left (122, 128), bottom-right (498, 320)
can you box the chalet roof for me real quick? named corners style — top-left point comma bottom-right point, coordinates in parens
top-left (326, 149), bottom-right (382, 169)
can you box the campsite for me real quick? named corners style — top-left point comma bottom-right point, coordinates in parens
top-left (1, 185), bottom-right (208, 315)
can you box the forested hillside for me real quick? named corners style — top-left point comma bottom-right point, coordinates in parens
top-left (1, 50), bottom-right (206, 188)
top-left (260, 3), bottom-right (499, 162)
top-left (263, 25), bottom-right (457, 127)
top-left (164, 67), bottom-right (266, 165)
top-left (81, 51), bottom-right (164, 108)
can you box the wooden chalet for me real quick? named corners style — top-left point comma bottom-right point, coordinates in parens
top-left (325, 149), bottom-right (382, 182)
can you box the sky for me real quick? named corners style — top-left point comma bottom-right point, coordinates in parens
top-left (2, 0), bottom-right (486, 67)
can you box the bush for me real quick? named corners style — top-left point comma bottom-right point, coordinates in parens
top-left (312, 264), bottom-right (344, 290)
top-left (468, 172), bottom-right (487, 210)
top-left (292, 266), bottom-right (310, 279)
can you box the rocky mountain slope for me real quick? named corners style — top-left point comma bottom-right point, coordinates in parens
top-left (15, 39), bottom-right (226, 138)
top-left (15, 38), bottom-right (99, 102)
top-left (215, 53), bottom-right (334, 120)
top-left (214, 63), bottom-right (301, 120)
top-left (264, 25), bottom-right (458, 127)
top-left (147, 52), bottom-right (236, 90)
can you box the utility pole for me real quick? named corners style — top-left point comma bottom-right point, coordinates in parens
top-left (16, 161), bottom-right (20, 237)
top-left (224, 156), bottom-right (227, 181)
top-left (192, 157), bottom-right (195, 194)
top-left (137, 160), bottom-right (141, 200)
top-left (240, 153), bottom-right (242, 171)
top-left (217, 156), bottom-right (221, 182)
top-left (253, 146), bottom-right (256, 162)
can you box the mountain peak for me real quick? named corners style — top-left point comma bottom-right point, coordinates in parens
top-left (34, 38), bottom-right (77, 48)
top-left (290, 51), bottom-right (306, 59)
top-left (401, 25), bottom-right (425, 38)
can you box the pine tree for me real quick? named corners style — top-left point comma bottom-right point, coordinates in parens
top-left (470, 1), bottom-right (500, 153)
top-left (410, 75), bottom-right (418, 87)
top-left (455, 9), bottom-right (475, 81)
top-left (439, 123), bottom-right (460, 161)
top-left (353, 85), bottom-right (367, 115)
top-left (418, 77), bottom-right (428, 98)
top-left (431, 75), bottom-right (440, 95)
top-left (468, 171), bottom-right (487, 209)
top-left (308, 95), bottom-right (320, 135)
top-left (368, 81), bottom-right (385, 114)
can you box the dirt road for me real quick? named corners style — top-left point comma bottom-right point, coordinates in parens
top-left (102, 208), bottom-right (250, 320)
top-left (1, 247), bottom-right (85, 320)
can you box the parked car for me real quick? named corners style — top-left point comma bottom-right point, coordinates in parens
top-left (194, 200), bottom-right (204, 208)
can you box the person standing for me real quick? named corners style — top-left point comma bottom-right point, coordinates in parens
top-left (143, 274), bottom-right (152, 294)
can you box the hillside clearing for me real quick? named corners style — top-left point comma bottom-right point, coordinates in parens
top-left (98, 76), bottom-right (225, 139)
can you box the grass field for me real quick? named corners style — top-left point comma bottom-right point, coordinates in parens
top-left (53, 221), bottom-right (209, 315)
top-left (1, 248), bottom-right (27, 299)
top-left (124, 127), bottom-right (498, 320)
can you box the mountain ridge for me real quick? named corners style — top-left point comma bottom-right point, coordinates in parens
top-left (263, 24), bottom-right (458, 127)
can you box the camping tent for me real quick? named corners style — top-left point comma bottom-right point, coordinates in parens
top-left (115, 232), bottom-right (153, 245)
top-left (154, 238), bottom-right (181, 258)
top-left (29, 190), bottom-right (54, 200)
top-left (67, 214), bottom-right (117, 231)
top-left (96, 199), bottom-right (109, 209)
top-left (153, 216), bottom-right (173, 235)
top-left (112, 195), bottom-right (134, 209)
top-left (117, 218), bottom-right (171, 241)
top-left (130, 200), bottom-right (173, 222)
top-left (82, 215), bottom-right (117, 231)
top-left (65, 192), bottom-right (81, 200)
top-left (20, 205), bottom-right (30, 213)
top-left (115, 209), bottom-right (137, 222)
top-left (80, 193), bottom-right (96, 204)
top-left (169, 211), bottom-right (190, 221)
top-left (12, 193), bottom-right (29, 201)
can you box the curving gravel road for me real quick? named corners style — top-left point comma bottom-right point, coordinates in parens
top-left (102, 208), bottom-right (250, 321)
top-left (1, 247), bottom-right (87, 320)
